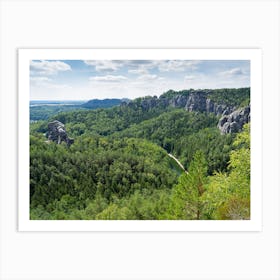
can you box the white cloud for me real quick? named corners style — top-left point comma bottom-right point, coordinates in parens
top-left (30, 76), bottom-right (71, 89)
top-left (86, 72), bottom-right (168, 99)
top-left (129, 60), bottom-right (200, 73)
top-left (220, 67), bottom-right (246, 76)
top-left (89, 75), bottom-right (128, 82)
top-left (30, 60), bottom-right (71, 75)
top-left (30, 76), bottom-right (53, 87)
top-left (182, 70), bottom-right (250, 90)
top-left (128, 68), bottom-right (149, 75)
top-left (137, 74), bottom-right (159, 81)
top-left (85, 60), bottom-right (156, 73)
top-left (84, 60), bottom-right (201, 75)
top-left (84, 60), bottom-right (123, 72)
top-left (157, 60), bottom-right (200, 72)
top-left (184, 75), bottom-right (196, 81)
top-left (47, 84), bottom-right (72, 89)
top-left (30, 76), bottom-right (52, 82)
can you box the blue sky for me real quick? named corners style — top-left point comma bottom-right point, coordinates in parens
top-left (30, 60), bottom-right (250, 100)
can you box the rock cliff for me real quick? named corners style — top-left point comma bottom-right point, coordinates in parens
top-left (127, 90), bottom-right (236, 116)
top-left (124, 89), bottom-right (250, 134)
top-left (47, 120), bottom-right (74, 146)
top-left (184, 91), bottom-right (234, 115)
top-left (217, 106), bottom-right (250, 134)
top-left (168, 95), bottom-right (188, 108)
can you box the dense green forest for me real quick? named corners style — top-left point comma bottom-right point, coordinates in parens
top-left (30, 105), bottom-right (86, 121)
top-left (30, 88), bottom-right (250, 220)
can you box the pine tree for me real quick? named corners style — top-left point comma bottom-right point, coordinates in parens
top-left (168, 150), bottom-right (208, 219)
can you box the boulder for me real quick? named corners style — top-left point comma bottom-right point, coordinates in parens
top-left (47, 120), bottom-right (74, 146)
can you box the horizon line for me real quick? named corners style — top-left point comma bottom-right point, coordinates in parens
top-left (30, 86), bottom-right (250, 102)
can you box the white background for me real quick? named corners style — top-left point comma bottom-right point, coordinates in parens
top-left (0, 0), bottom-right (279, 279)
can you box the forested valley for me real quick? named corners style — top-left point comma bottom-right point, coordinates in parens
top-left (30, 88), bottom-right (250, 220)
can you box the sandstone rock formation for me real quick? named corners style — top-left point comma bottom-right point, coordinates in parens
top-left (168, 95), bottom-right (188, 108)
top-left (47, 120), bottom-right (74, 146)
top-left (217, 106), bottom-right (250, 134)
top-left (124, 90), bottom-right (250, 134)
top-left (140, 96), bottom-right (158, 111)
top-left (126, 91), bottom-right (235, 116)
top-left (184, 91), bottom-right (234, 115)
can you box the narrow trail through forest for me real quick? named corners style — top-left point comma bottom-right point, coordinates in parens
top-left (167, 153), bottom-right (188, 174)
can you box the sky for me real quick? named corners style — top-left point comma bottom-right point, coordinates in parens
top-left (30, 59), bottom-right (250, 100)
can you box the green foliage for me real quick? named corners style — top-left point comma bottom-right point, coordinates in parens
top-left (207, 87), bottom-right (250, 107)
top-left (81, 98), bottom-right (123, 109)
top-left (29, 88), bottom-right (250, 220)
top-left (30, 105), bottom-right (86, 121)
top-left (167, 151), bottom-right (208, 220)
top-left (202, 124), bottom-right (250, 219)
top-left (160, 89), bottom-right (192, 98)
top-left (30, 135), bottom-right (178, 219)
top-left (114, 110), bottom-right (233, 174)
top-left (92, 189), bottom-right (170, 220)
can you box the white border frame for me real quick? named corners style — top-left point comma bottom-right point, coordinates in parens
top-left (18, 48), bottom-right (262, 231)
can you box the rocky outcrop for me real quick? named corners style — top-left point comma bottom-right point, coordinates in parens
top-left (168, 95), bottom-right (188, 108)
top-left (127, 91), bottom-right (235, 116)
top-left (184, 91), bottom-right (234, 116)
top-left (185, 91), bottom-right (207, 112)
top-left (218, 106), bottom-right (250, 134)
top-left (205, 98), bottom-right (234, 116)
top-left (47, 120), bottom-right (74, 146)
top-left (124, 90), bottom-right (250, 134)
top-left (140, 96), bottom-right (158, 111)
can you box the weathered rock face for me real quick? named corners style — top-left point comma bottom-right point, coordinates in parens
top-left (205, 98), bottom-right (234, 116)
top-left (185, 91), bottom-right (234, 115)
top-left (126, 91), bottom-right (235, 116)
top-left (47, 120), bottom-right (74, 146)
top-left (218, 105), bottom-right (250, 134)
top-left (168, 95), bottom-right (188, 108)
top-left (140, 96), bottom-right (158, 111)
top-left (185, 91), bottom-right (207, 112)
